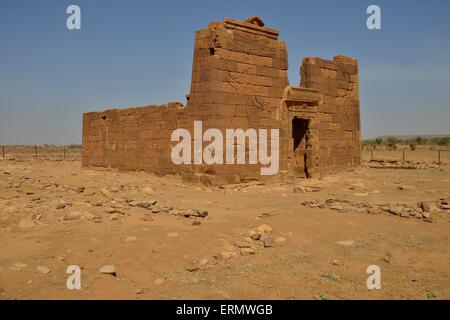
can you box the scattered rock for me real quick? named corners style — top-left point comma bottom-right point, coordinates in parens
top-left (422, 212), bottom-right (431, 219)
top-left (185, 263), bottom-right (199, 272)
top-left (154, 278), bottom-right (164, 285)
top-left (263, 237), bottom-right (277, 248)
top-left (105, 208), bottom-right (125, 215)
top-left (423, 217), bottom-right (433, 223)
top-left (367, 207), bottom-right (382, 215)
top-left (293, 186), bottom-right (307, 193)
top-left (354, 192), bottom-right (369, 197)
top-left (197, 210), bottom-right (208, 218)
top-left (240, 248), bottom-right (255, 256)
top-left (137, 202), bottom-right (151, 209)
top-left (400, 212), bottom-right (410, 218)
top-left (82, 212), bottom-right (95, 220)
top-left (99, 265), bottom-right (116, 276)
top-left (83, 187), bottom-right (95, 196)
top-left (336, 240), bottom-right (354, 247)
top-left (332, 259), bottom-right (343, 266)
top-left (250, 232), bottom-right (261, 241)
top-left (182, 209), bottom-right (208, 218)
top-left (418, 201), bottom-right (431, 212)
top-left (294, 186), bottom-right (320, 193)
top-left (329, 203), bottom-right (344, 211)
top-left (256, 224), bottom-right (272, 234)
top-left (257, 211), bottom-right (277, 219)
top-left (125, 236), bottom-right (138, 242)
top-left (63, 211), bottom-right (82, 221)
top-left (388, 206), bottom-right (403, 216)
top-left (141, 215), bottom-right (154, 222)
top-left (13, 263), bottom-right (27, 269)
top-left (234, 239), bottom-right (252, 248)
top-left (192, 220), bottom-right (201, 226)
top-left (109, 213), bottom-right (121, 221)
top-left (221, 251), bottom-right (236, 259)
top-left (167, 232), bottom-right (178, 238)
top-left (101, 188), bottom-right (114, 199)
top-left (37, 266), bottom-right (51, 274)
top-left (56, 204), bottom-right (66, 209)
top-left (408, 211), bottom-right (420, 218)
top-left (398, 185), bottom-right (415, 191)
top-left (133, 289), bottom-right (144, 295)
top-left (182, 209), bottom-right (196, 217)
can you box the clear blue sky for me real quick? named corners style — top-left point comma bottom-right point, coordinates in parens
top-left (1, 0), bottom-right (449, 144)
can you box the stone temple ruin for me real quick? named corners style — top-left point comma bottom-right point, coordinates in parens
top-left (82, 16), bottom-right (361, 185)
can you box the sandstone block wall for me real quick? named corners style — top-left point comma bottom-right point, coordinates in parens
top-left (300, 56), bottom-right (361, 173)
top-left (82, 17), bottom-right (361, 184)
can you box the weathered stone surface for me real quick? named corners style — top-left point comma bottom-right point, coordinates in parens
top-left (81, 16), bottom-right (361, 184)
top-left (263, 237), bottom-right (277, 248)
top-left (336, 240), bottom-right (354, 247)
top-left (240, 248), bottom-right (256, 256)
top-left (418, 201), bottom-right (431, 212)
top-left (234, 239), bottom-right (252, 248)
top-left (221, 251), bottom-right (237, 259)
top-left (388, 206), bottom-right (403, 216)
top-left (185, 263), bottom-right (200, 272)
top-left (99, 265), bottom-right (116, 276)
top-left (37, 266), bottom-right (51, 274)
top-left (167, 232), bottom-right (178, 238)
top-left (256, 224), bottom-right (272, 234)
top-left (250, 232), bottom-right (261, 240)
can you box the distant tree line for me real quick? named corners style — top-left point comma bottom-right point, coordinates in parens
top-left (363, 136), bottom-right (450, 150)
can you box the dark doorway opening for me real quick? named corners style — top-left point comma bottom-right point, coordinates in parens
top-left (292, 118), bottom-right (309, 177)
top-left (292, 118), bottom-right (308, 151)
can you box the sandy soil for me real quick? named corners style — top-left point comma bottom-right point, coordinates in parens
top-left (0, 158), bottom-right (449, 300)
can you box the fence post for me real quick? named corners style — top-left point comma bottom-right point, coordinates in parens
top-left (2, 146), bottom-right (4, 159)
top-left (64, 148), bottom-right (66, 159)
top-left (438, 150), bottom-right (441, 164)
top-left (371, 149), bottom-right (374, 161)
top-left (402, 149), bottom-right (405, 162)
top-left (35, 145), bottom-right (38, 159)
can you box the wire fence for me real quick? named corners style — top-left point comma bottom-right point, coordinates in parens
top-left (0, 145), bottom-right (82, 161)
top-left (362, 148), bottom-right (450, 164)
top-left (1, 145), bottom-right (448, 164)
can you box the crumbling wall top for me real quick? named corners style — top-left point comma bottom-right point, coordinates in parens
top-left (208, 17), bottom-right (280, 40)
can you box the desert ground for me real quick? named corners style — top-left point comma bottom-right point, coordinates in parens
top-left (0, 149), bottom-right (449, 300)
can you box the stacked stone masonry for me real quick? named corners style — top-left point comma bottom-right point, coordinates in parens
top-left (82, 17), bottom-right (361, 185)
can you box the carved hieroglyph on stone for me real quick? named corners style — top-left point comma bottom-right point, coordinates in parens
top-left (82, 17), bottom-right (361, 185)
